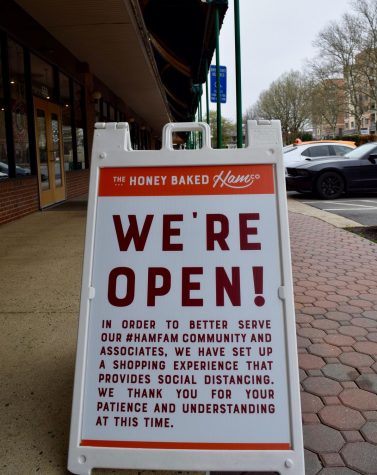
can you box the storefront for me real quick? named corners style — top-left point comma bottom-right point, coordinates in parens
top-left (0, 0), bottom-right (227, 224)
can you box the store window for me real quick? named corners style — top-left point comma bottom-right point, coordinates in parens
top-left (130, 122), bottom-right (140, 150)
top-left (109, 104), bottom-right (115, 121)
top-left (102, 101), bottom-right (108, 121)
top-left (0, 42), bottom-right (7, 177)
top-left (59, 73), bottom-right (74, 171)
top-left (94, 99), bottom-right (100, 123)
top-left (30, 54), bottom-right (55, 101)
top-left (8, 39), bottom-right (30, 173)
top-left (73, 82), bottom-right (85, 169)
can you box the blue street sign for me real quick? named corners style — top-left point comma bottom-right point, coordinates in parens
top-left (210, 65), bottom-right (227, 103)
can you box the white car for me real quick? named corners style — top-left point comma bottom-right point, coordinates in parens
top-left (283, 141), bottom-right (355, 168)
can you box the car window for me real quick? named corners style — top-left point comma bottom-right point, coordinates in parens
top-left (345, 142), bottom-right (377, 159)
top-left (303, 145), bottom-right (330, 157)
top-left (283, 146), bottom-right (297, 154)
top-left (333, 145), bottom-right (352, 156)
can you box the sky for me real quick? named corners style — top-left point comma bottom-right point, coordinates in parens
top-left (207, 0), bottom-right (353, 121)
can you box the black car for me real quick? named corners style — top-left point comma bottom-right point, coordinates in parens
top-left (285, 142), bottom-right (377, 199)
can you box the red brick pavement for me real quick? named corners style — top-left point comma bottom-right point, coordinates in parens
top-left (290, 212), bottom-right (377, 474)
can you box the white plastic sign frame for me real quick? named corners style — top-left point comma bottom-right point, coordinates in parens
top-left (68, 120), bottom-right (304, 475)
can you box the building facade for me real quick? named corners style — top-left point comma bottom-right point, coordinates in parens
top-left (0, 0), bottom-right (226, 224)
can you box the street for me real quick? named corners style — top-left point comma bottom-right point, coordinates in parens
top-left (288, 192), bottom-right (377, 226)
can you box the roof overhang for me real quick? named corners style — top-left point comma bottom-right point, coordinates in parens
top-left (13, 0), bottom-right (227, 132)
top-left (138, 0), bottom-right (228, 122)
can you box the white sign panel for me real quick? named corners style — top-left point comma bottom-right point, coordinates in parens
top-left (68, 121), bottom-right (304, 475)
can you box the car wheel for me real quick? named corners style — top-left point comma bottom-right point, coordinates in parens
top-left (315, 171), bottom-right (345, 199)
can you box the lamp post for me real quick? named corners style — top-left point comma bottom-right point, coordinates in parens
top-left (234, 0), bottom-right (243, 148)
top-left (206, 59), bottom-right (210, 125)
top-left (215, 6), bottom-right (222, 148)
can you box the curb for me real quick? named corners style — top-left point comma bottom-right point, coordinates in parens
top-left (287, 196), bottom-right (363, 229)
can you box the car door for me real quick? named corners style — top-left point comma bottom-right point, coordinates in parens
top-left (355, 147), bottom-right (377, 190)
top-left (343, 145), bottom-right (377, 191)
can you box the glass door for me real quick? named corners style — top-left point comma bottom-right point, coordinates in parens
top-left (34, 98), bottom-right (66, 207)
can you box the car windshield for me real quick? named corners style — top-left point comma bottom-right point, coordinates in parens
top-left (283, 146), bottom-right (297, 154)
top-left (344, 142), bottom-right (377, 159)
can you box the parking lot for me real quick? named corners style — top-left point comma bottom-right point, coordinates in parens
top-left (289, 192), bottom-right (377, 226)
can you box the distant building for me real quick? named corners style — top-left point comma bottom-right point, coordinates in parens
top-left (342, 50), bottom-right (377, 136)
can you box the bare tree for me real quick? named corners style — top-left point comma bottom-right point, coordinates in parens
top-left (243, 105), bottom-right (260, 122)
top-left (313, 13), bottom-right (366, 132)
top-left (244, 0), bottom-right (377, 138)
top-left (254, 71), bottom-right (311, 144)
top-left (307, 60), bottom-right (347, 136)
top-left (352, 0), bottom-right (377, 129)
top-left (209, 111), bottom-right (236, 148)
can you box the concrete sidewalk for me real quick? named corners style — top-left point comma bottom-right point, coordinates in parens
top-left (1, 196), bottom-right (377, 474)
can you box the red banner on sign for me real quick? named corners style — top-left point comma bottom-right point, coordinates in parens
top-left (98, 165), bottom-right (275, 197)
top-left (80, 440), bottom-right (291, 450)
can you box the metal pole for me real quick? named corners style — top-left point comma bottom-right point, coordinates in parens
top-left (215, 6), bottom-right (222, 148)
top-left (234, 0), bottom-right (243, 148)
top-left (205, 59), bottom-right (210, 125)
top-left (199, 93), bottom-right (203, 148)
top-left (199, 93), bottom-right (202, 122)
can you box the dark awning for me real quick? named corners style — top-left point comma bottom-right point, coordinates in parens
top-left (139, 0), bottom-right (228, 122)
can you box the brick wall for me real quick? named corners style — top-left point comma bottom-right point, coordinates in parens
top-left (66, 169), bottom-right (90, 199)
top-left (0, 176), bottom-right (40, 224)
top-left (0, 170), bottom-right (90, 225)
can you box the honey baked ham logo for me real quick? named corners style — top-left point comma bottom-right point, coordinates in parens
top-left (98, 165), bottom-right (273, 196)
top-left (213, 170), bottom-right (261, 189)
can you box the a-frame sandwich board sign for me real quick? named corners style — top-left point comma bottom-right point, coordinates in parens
top-left (68, 120), bottom-right (304, 475)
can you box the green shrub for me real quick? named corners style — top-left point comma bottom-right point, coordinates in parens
top-left (335, 134), bottom-right (361, 145)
